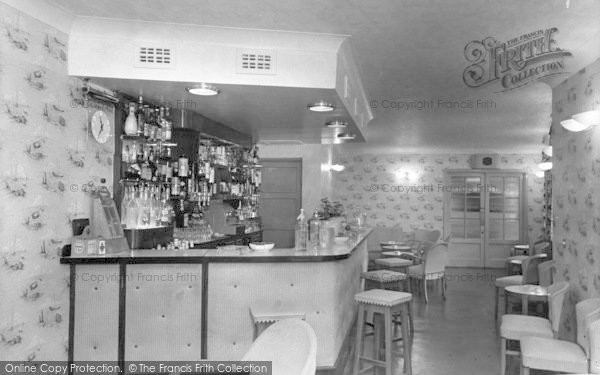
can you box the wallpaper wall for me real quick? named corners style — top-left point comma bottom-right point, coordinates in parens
top-left (329, 153), bottom-right (546, 241)
top-left (551, 58), bottom-right (600, 340)
top-left (0, 3), bottom-right (115, 360)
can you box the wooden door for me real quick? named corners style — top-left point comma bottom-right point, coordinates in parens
top-left (259, 159), bottom-right (302, 247)
top-left (444, 171), bottom-right (486, 267)
top-left (484, 172), bottom-right (526, 268)
top-left (444, 170), bottom-right (526, 268)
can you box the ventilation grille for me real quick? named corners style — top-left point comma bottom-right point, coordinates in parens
top-left (134, 43), bottom-right (175, 69)
top-left (237, 49), bottom-right (276, 75)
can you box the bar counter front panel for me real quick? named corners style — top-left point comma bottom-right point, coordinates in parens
top-left (63, 229), bottom-right (371, 369)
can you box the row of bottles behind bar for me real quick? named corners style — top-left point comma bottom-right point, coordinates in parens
top-left (119, 96), bottom-right (262, 230)
top-left (120, 184), bottom-right (175, 229)
top-left (124, 95), bottom-right (173, 141)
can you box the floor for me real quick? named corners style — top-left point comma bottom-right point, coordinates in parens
top-left (329, 267), bottom-right (547, 375)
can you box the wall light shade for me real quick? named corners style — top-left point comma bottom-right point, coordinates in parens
top-left (542, 145), bottom-right (553, 157)
top-left (535, 170), bottom-right (546, 178)
top-left (560, 118), bottom-right (592, 132)
top-left (329, 164), bottom-right (345, 172)
top-left (538, 161), bottom-right (553, 171)
top-left (186, 83), bottom-right (219, 96)
top-left (572, 110), bottom-right (600, 128)
top-left (308, 101), bottom-right (335, 112)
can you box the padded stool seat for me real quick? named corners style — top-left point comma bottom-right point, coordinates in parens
top-left (362, 270), bottom-right (406, 283)
top-left (353, 289), bottom-right (412, 375)
top-left (375, 258), bottom-right (413, 268)
top-left (521, 336), bottom-right (588, 373)
top-left (250, 307), bottom-right (306, 339)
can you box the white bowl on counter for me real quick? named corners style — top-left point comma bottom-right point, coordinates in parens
top-left (249, 242), bottom-right (275, 252)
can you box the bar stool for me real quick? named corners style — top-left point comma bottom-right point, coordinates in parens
top-left (353, 289), bottom-right (412, 375)
top-left (250, 307), bottom-right (306, 339)
top-left (361, 269), bottom-right (414, 335)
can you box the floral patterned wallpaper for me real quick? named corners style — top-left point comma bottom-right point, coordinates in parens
top-left (551, 58), bottom-right (600, 341)
top-left (330, 153), bottom-right (546, 241)
top-left (0, 3), bottom-right (115, 360)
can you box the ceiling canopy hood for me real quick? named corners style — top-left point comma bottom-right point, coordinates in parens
top-left (68, 16), bottom-right (373, 144)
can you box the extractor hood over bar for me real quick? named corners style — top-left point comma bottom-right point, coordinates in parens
top-left (68, 16), bottom-right (372, 144)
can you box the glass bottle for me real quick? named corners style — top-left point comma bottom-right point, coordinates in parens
top-left (164, 107), bottom-right (172, 140)
top-left (295, 208), bottom-right (308, 251)
top-left (126, 186), bottom-right (139, 229)
top-left (308, 209), bottom-right (321, 249)
top-left (136, 96), bottom-right (145, 136)
top-left (120, 186), bottom-right (130, 226)
top-left (124, 102), bottom-right (138, 136)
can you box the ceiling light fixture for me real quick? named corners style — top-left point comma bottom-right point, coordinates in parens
top-left (329, 164), bottom-right (345, 172)
top-left (325, 120), bottom-right (348, 129)
top-left (538, 161), bottom-right (553, 171)
top-left (308, 101), bottom-right (335, 112)
top-left (337, 133), bottom-right (355, 140)
top-left (186, 83), bottom-right (219, 96)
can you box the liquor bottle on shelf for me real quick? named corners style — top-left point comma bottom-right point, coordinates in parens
top-left (136, 96), bottom-right (145, 136)
top-left (164, 107), bottom-right (172, 141)
top-left (124, 102), bottom-right (138, 136)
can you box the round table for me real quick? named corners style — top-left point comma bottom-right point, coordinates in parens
top-left (505, 284), bottom-right (548, 315)
top-left (509, 253), bottom-right (547, 265)
top-left (381, 244), bottom-right (412, 252)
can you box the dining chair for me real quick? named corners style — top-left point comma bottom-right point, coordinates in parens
top-left (407, 242), bottom-right (448, 303)
top-left (520, 298), bottom-right (600, 374)
top-left (506, 241), bottom-right (550, 275)
top-left (367, 227), bottom-right (407, 270)
top-left (494, 255), bottom-right (545, 322)
top-left (405, 229), bottom-right (441, 256)
top-left (499, 281), bottom-right (569, 375)
top-left (537, 260), bottom-right (556, 287)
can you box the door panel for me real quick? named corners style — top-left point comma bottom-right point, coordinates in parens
top-left (445, 172), bottom-right (485, 267)
top-left (259, 159), bottom-right (302, 248)
top-left (445, 170), bottom-right (526, 268)
top-left (484, 172), bottom-right (525, 268)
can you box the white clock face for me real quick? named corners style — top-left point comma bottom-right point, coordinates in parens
top-left (91, 110), bottom-right (111, 144)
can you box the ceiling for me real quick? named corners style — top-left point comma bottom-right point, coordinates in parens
top-left (52, 0), bottom-right (600, 153)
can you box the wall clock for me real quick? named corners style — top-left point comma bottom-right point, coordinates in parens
top-left (91, 110), bottom-right (111, 144)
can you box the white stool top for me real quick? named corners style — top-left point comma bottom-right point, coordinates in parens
top-left (361, 270), bottom-right (406, 282)
top-left (250, 307), bottom-right (306, 324)
top-left (355, 289), bottom-right (412, 307)
top-left (375, 258), bottom-right (413, 267)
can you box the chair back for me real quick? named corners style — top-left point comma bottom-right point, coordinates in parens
top-left (367, 227), bottom-right (406, 251)
top-left (532, 240), bottom-right (551, 255)
top-left (521, 255), bottom-right (545, 284)
top-left (242, 319), bottom-right (317, 375)
top-left (538, 260), bottom-right (556, 287)
top-left (423, 242), bottom-right (448, 276)
top-left (547, 281), bottom-right (569, 336)
top-left (588, 319), bottom-right (600, 373)
top-left (575, 298), bottom-right (600, 358)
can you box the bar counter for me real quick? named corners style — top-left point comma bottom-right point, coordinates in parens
top-left (61, 228), bottom-right (371, 370)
